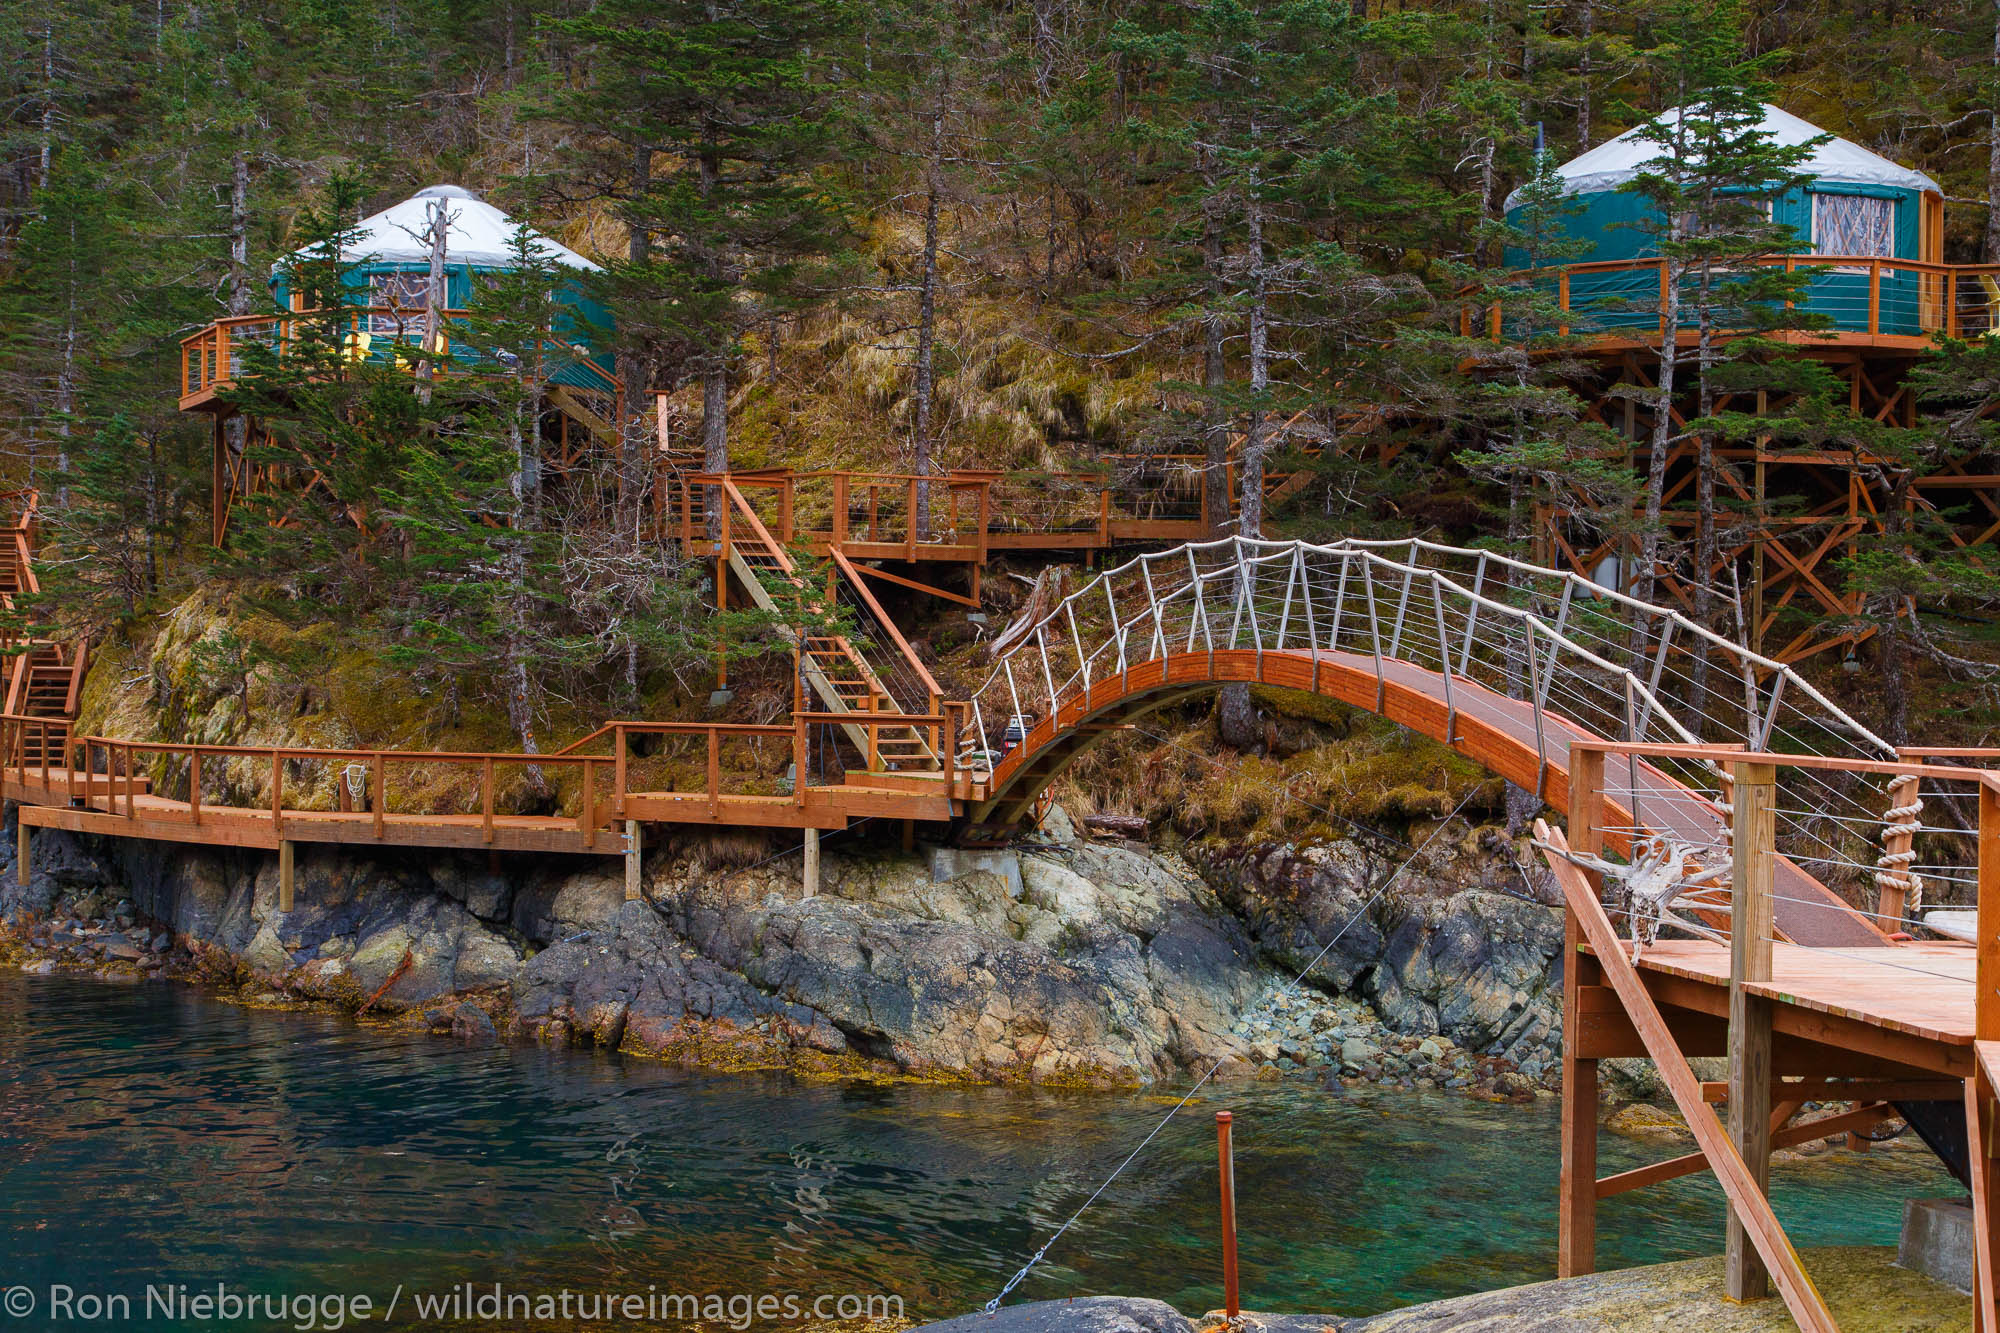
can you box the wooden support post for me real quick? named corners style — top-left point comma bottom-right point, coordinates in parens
top-left (1975, 785), bottom-right (2000, 1333)
top-left (902, 818), bottom-right (915, 853)
top-left (1560, 746), bottom-right (1605, 1278)
top-left (16, 819), bottom-right (27, 886)
top-left (1728, 760), bottom-right (1778, 1303)
top-left (803, 826), bottom-right (820, 899)
top-left (624, 820), bottom-right (642, 902)
top-left (277, 839), bottom-right (294, 913)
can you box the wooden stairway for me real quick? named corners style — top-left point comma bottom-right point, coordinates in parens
top-left (0, 492), bottom-right (88, 770)
top-left (715, 482), bottom-right (941, 773)
top-left (547, 385), bottom-right (621, 448)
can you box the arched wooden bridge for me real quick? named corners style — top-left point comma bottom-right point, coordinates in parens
top-left (954, 535), bottom-right (1898, 949)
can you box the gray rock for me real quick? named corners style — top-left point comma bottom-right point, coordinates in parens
top-left (450, 1002), bottom-right (498, 1043)
top-left (913, 1297), bottom-right (1196, 1333)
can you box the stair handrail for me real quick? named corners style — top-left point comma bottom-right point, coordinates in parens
top-left (828, 548), bottom-right (943, 714)
top-left (3, 650), bottom-right (26, 718)
top-left (62, 637), bottom-right (88, 717)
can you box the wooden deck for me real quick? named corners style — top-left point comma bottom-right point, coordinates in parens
top-left (1633, 938), bottom-right (1977, 1052)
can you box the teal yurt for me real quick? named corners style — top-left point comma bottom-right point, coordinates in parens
top-left (1504, 104), bottom-right (1947, 338)
top-left (271, 184), bottom-right (615, 391)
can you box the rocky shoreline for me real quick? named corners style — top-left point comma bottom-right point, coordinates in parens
top-left (0, 801), bottom-right (1567, 1101)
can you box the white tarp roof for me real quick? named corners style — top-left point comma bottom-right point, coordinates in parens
top-left (1506, 103), bottom-right (1939, 208)
top-left (279, 184), bottom-right (601, 273)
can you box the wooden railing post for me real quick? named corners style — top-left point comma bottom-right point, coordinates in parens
top-left (580, 757), bottom-right (597, 847)
top-left (482, 756), bottom-right (495, 845)
top-left (1878, 771), bottom-right (1921, 927)
top-left (833, 473), bottom-right (850, 548)
top-left (1949, 271), bottom-right (1961, 339)
top-left (1980, 779), bottom-right (2000, 1043)
top-left (270, 751), bottom-right (283, 835)
top-left (793, 714), bottom-right (808, 809)
top-left (906, 476), bottom-right (918, 558)
top-left (943, 703), bottom-right (959, 794)
top-left (371, 752), bottom-right (385, 840)
top-left (1727, 759), bottom-right (1778, 1303)
top-left (189, 751), bottom-right (201, 826)
top-left (1558, 269), bottom-right (1571, 337)
top-left (1868, 259), bottom-right (1882, 336)
top-left (1658, 259), bottom-right (1670, 335)
top-left (614, 724), bottom-right (628, 818)
top-left (706, 729), bottom-right (720, 818)
top-left (1560, 744), bottom-right (1605, 1279)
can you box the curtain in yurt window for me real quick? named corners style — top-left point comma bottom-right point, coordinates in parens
top-left (1812, 193), bottom-right (1894, 258)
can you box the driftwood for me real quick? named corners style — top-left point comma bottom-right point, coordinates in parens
top-left (1083, 814), bottom-right (1149, 839)
top-left (984, 565), bottom-right (1067, 661)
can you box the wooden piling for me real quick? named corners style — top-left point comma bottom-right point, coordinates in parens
top-left (803, 826), bottom-right (820, 899)
top-left (624, 819), bottom-right (642, 902)
top-left (277, 839), bottom-right (295, 913)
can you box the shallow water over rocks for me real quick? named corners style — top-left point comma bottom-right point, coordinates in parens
top-left (0, 972), bottom-right (1954, 1327)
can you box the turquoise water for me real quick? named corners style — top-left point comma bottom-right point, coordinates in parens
top-left (0, 972), bottom-right (1954, 1327)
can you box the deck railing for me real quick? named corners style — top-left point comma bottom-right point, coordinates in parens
top-left (0, 711), bottom-right (974, 843)
top-left (1465, 254), bottom-right (2000, 343)
top-left (179, 309), bottom-right (620, 405)
top-left (665, 459), bottom-right (1304, 559)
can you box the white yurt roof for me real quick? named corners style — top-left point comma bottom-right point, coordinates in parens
top-left (1506, 104), bottom-right (1939, 208)
top-left (280, 184), bottom-right (601, 273)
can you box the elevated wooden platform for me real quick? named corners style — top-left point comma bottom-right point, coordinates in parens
top-left (1543, 742), bottom-right (2000, 1333)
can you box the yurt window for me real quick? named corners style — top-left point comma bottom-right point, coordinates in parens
top-left (1812, 193), bottom-right (1894, 258)
top-left (368, 273), bottom-right (436, 334)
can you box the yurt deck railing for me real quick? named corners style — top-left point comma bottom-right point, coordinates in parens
top-left (1466, 255), bottom-right (2000, 344)
top-left (179, 308), bottom-right (620, 406)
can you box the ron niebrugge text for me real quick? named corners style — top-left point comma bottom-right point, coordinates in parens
top-left (5, 1282), bottom-right (906, 1328)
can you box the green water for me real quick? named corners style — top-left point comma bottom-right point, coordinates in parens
top-left (0, 972), bottom-right (1954, 1326)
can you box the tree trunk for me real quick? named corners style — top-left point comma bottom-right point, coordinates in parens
top-left (623, 139), bottom-right (652, 543)
top-left (1988, 0), bottom-right (2000, 263)
top-left (416, 197), bottom-right (449, 405)
top-left (504, 391), bottom-right (546, 791)
top-left (1633, 260), bottom-right (1681, 625)
top-left (1238, 152), bottom-right (1269, 541)
top-left (38, 21), bottom-right (56, 191)
top-left (229, 152), bottom-right (253, 316)
top-left (1199, 180), bottom-right (1229, 537)
top-left (912, 74), bottom-right (946, 541)
top-left (1690, 257), bottom-right (1718, 716)
top-left (1576, 0), bottom-right (1595, 150)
